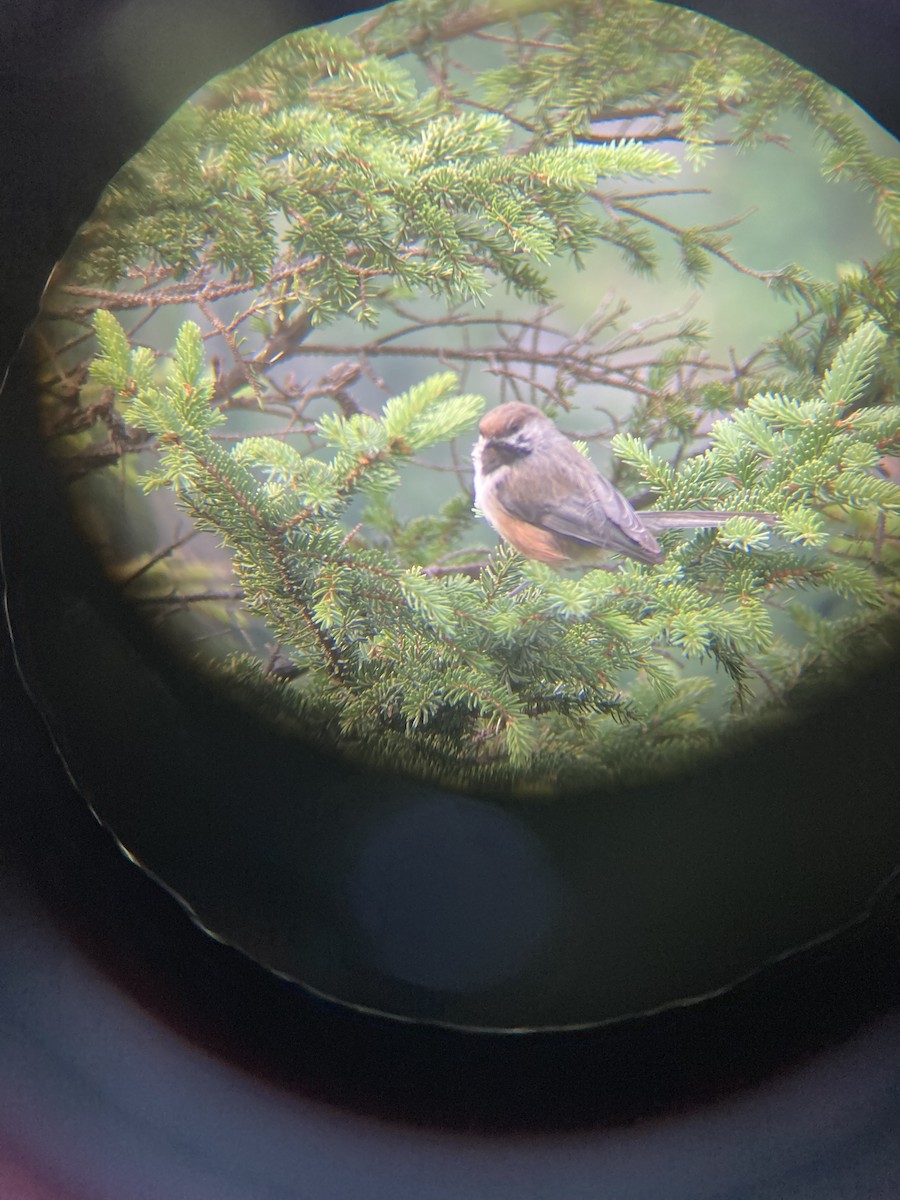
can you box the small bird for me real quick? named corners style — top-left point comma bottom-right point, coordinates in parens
top-left (472, 401), bottom-right (774, 568)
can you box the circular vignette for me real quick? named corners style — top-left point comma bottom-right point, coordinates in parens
top-left (28, 0), bottom-right (900, 798)
top-left (2, 0), bottom-right (899, 1034)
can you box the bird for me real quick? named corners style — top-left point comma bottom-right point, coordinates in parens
top-left (472, 401), bottom-right (774, 568)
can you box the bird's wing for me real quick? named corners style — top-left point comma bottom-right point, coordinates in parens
top-left (495, 451), bottom-right (662, 561)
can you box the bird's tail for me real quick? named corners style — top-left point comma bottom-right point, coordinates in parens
top-left (639, 510), bottom-right (776, 531)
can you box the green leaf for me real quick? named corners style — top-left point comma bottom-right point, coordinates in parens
top-left (777, 507), bottom-right (829, 547)
top-left (818, 320), bottom-right (885, 409)
top-left (716, 516), bottom-right (773, 553)
top-left (92, 310), bottom-right (130, 376)
top-left (397, 570), bottom-right (460, 637)
top-left (172, 320), bottom-right (206, 387)
top-left (610, 433), bottom-right (673, 488)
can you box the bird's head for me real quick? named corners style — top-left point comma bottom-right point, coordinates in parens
top-left (474, 402), bottom-right (552, 476)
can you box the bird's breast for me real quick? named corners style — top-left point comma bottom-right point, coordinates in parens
top-left (489, 507), bottom-right (575, 566)
top-left (472, 454), bottom-right (504, 517)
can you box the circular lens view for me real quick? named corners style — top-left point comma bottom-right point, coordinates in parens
top-left (33, 0), bottom-right (900, 798)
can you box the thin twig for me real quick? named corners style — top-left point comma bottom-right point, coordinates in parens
top-left (120, 529), bottom-right (201, 588)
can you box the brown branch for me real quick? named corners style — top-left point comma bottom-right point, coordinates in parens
top-left (611, 198), bottom-right (776, 282)
top-left (120, 529), bottom-right (201, 588)
top-left (59, 278), bottom-right (252, 310)
top-left (422, 560), bottom-right (487, 579)
top-left (357, 0), bottom-right (553, 57)
top-left (136, 589), bottom-right (245, 605)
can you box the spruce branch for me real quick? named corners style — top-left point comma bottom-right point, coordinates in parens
top-left (74, 309), bottom-right (900, 792)
top-left (35, 2), bottom-right (900, 791)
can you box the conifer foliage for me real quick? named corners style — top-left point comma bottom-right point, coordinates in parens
top-left (39, 0), bottom-right (900, 793)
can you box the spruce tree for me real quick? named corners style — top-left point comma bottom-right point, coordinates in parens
top-left (37, 0), bottom-right (900, 795)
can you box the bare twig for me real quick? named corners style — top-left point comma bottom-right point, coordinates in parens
top-left (120, 529), bottom-right (201, 588)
